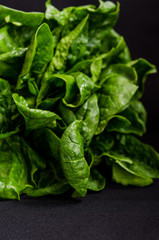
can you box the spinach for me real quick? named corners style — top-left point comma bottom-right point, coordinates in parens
top-left (17, 23), bottom-right (53, 91)
top-left (60, 120), bottom-right (90, 197)
top-left (0, 1), bottom-right (158, 200)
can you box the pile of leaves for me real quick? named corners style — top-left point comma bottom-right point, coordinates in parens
top-left (0, 0), bottom-right (158, 199)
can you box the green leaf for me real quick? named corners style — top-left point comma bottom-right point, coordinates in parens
top-left (0, 136), bottom-right (35, 199)
top-left (17, 23), bottom-right (53, 90)
top-left (112, 163), bottom-right (153, 187)
top-left (100, 29), bottom-right (131, 65)
top-left (57, 101), bottom-right (76, 126)
top-left (37, 73), bottom-right (77, 106)
top-left (13, 93), bottom-right (61, 133)
top-left (53, 15), bottom-right (89, 70)
top-left (25, 128), bottom-right (70, 196)
top-left (128, 58), bottom-right (157, 99)
top-left (0, 4), bottom-right (44, 27)
top-left (38, 97), bottom-right (61, 111)
top-left (104, 134), bottom-right (159, 182)
top-left (65, 72), bottom-right (94, 108)
top-left (91, 58), bottom-right (103, 82)
top-left (76, 94), bottom-right (99, 146)
top-left (67, 59), bottom-right (92, 74)
top-left (45, 0), bottom-right (73, 26)
top-left (115, 135), bottom-right (159, 179)
top-left (37, 72), bottom-right (94, 108)
top-left (0, 129), bottom-right (20, 140)
top-left (67, 21), bottom-right (89, 66)
top-left (0, 25), bottom-right (18, 54)
top-left (86, 2), bottom-right (120, 57)
top-left (88, 168), bottom-right (106, 191)
top-left (100, 63), bottom-right (137, 84)
top-left (0, 78), bottom-right (15, 133)
top-left (106, 100), bottom-right (147, 136)
top-left (60, 120), bottom-right (90, 196)
top-left (96, 75), bottom-right (138, 134)
top-left (0, 48), bottom-right (27, 81)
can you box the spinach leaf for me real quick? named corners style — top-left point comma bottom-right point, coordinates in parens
top-left (128, 58), bottom-right (156, 99)
top-left (57, 101), bottom-right (76, 126)
top-left (45, 0), bottom-right (73, 26)
top-left (17, 23), bottom-right (53, 90)
top-left (0, 25), bottom-right (18, 54)
top-left (76, 94), bottom-right (99, 146)
top-left (0, 4), bottom-right (44, 27)
top-left (13, 93), bottom-right (61, 133)
top-left (25, 128), bottom-right (70, 196)
top-left (65, 72), bottom-right (94, 107)
top-left (114, 135), bottom-right (159, 179)
top-left (0, 78), bottom-right (17, 133)
top-left (103, 134), bottom-right (159, 183)
top-left (0, 135), bottom-right (43, 199)
top-left (112, 163), bottom-right (153, 187)
top-left (53, 15), bottom-right (89, 70)
top-left (88, 168), bottom-right (106, 191)
top-left (106, 100), bottom-right (147, 136)
top-left (96, 74), bottom-right (138, 134)
top-left (0, 48), bottom-right (27, 81)
top-left (60, 121), bottom-right (90, 196)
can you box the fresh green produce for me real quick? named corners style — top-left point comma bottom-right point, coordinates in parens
top-left (0, 0), bottom-right (158, 199)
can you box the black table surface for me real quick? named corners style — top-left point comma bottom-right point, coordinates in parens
top-left (1, 181), bottom-right (159, 240)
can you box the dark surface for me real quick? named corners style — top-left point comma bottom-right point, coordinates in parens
top-left (0, 0), bottom-right (159, 239)
top-left (0, 181), bottom-right (159, 240)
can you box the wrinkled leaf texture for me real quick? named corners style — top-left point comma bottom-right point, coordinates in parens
top-left (0, 0), bottom-right (158, 199)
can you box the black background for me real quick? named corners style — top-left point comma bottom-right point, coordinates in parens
top-left (0, 1), bottom-right (159, 239)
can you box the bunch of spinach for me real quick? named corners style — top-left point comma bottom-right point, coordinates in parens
top-left (0, 0), bottom-right (158, 199)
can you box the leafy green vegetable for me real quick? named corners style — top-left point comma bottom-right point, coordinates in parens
top-left (76, 94), bottom-right (99, 146)
top-left (96, 74), bottom-right (138, 134)
top-left (0, 4), bottom-right (44, 27)
top-left (88, 168), bottom-right (106, 191)
top-left (13, 93), bottom-right (61, 133)
top-left (60, 121), bottom-right (90, 197)
top-left (0, 135), bottom-right (45, 199)
top-left (0, 1), bottom-right (158, 200)
top-left (106, 100), bottom-right (147, 136)
top-left (112, 164), bottom-right (153, 187)
top-left (17, 23), bottom-right (53, 91)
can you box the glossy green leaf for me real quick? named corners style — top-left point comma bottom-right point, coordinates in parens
top-left (0, 48), bottom-right (27, 80)
top-left (13, 93), bottom-right (61, 132)
top-left (17, 23), bottom-right (53, 90)
top-left (0, 4), bottom-right (44, 27)
top-left (53, 15), bottom-right (89, 70)
top-left (45, 0), bottom-right (73, 26)
top-left (0, 135), bottom-right (38, 200)
top-left (88, 168), bottom-right (106, 191)
top-left (57, 101), bottom-right (76, 126)
top-left (0, 78), bottom-right (15, 133)
top-left (112, 163), bottom-right (153, 187)
top-left (66, 72), bottom-right (94, 107)
top-left (128, 58), bottom-right (156, 99)
top-left (0, 25), bottom-right (18, 54)
top-left (106, 100), bottom-right (147, 136)
top-left (60, 120), bottom-right (90, 196)
top-left (105, 134), bottom-right (159, 180)
top-left (96, 75), bottom-right (138, 134)
top-left (25, 128), bottom-right (70, 196)
top-left (76, 94), bottom-right (99, 146)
